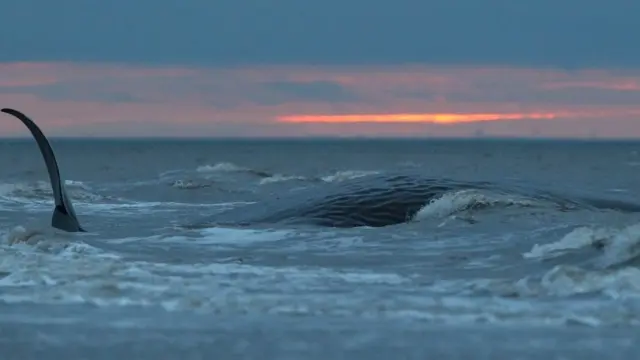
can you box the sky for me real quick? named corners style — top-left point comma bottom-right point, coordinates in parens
top-left (1, 0), bottom-right (640, 138)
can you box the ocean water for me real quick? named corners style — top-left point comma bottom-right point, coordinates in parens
top-left (1, 138), bottom-right (640, 359)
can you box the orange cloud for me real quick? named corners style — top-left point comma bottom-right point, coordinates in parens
top-left (278, 112), bottom-right (559, 124)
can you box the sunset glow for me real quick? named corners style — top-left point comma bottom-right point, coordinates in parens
top-left (278, 113), bottom-right (559, 124)
top-left (2, 62), bottom-right (640, 137)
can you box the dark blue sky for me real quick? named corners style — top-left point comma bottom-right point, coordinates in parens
top-left (1, 0), bottom-right (638, 68)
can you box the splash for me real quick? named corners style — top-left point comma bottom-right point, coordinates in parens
top-left (413, 189), bottom-right (540, 221)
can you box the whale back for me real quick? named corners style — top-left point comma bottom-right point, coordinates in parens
top-left (195, 174), bottom-right (482, 228)
top-left (1, 108), bottom-right (85, 232)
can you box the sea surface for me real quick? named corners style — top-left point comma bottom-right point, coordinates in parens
top-left (1, 138), bottom-right (640, 359)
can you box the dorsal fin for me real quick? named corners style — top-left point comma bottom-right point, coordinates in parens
top-left (1, 108), bottom-right (85, 232)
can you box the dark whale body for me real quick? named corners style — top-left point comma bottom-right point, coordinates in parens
top-left (194, 173), bottom-right (640, 229)
top-left (5, 107), bottom-right (640, 232)
top-left (198, 175), bottom-right (489, 228)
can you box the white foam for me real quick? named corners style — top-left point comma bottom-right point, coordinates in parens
top-left (105, 235), bottom-right (192, 244)
top-left (259, 174), bottom-right (308, 185)
top-left (197, 227), bottom-right (296, 245)
top-left (409, 223), bottom-right (634, 302)
top-left (77, 201), bottom-right (241, 215)
top-left (414, 189), bottom-right (537, 221)
top-left (321, 170), bottom-right (379, 183)
top-left (3, 211), bottom-right (640, 327)
top-left (523, 223), bottom-right (640, 267)
top-left (0, 226), bottom-right (421, 315)
top-left (107, 227), bottom-right (295, 246)
top-left (523, 226), bottom-right (618, 260)
top-left (538, 265), bottom-right (640, 298)
top-left (1, 225), bottom-right (637, 326)
top-left (598, 224), bottom-right (640, 268)
top-left (426, 265), bottom-right (640, 306)
top-left (196, 162), bottom-right (248, 173)
top-left (170, 179), bottom-right (213, 189)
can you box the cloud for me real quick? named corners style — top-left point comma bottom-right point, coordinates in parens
top-left (258, 81), bottom-right (358, 103)
top-left (278, 113), bottom-right (560, 124)
top-left (1, 62), bottom-right (640, 137)
top-left (1, 1), bottom-right (639, 68)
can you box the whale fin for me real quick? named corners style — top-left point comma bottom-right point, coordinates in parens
top-left (1, 108), bottom-right (86, 232)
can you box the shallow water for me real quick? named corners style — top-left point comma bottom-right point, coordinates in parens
top-left (1, 138), bottom-right (640, 359)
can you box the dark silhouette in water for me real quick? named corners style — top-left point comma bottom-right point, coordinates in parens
top-left (4, 107), bottom-right (640, 232)
top-left (192, 173), bottom-right (640, 229)
top-left (193, 176), bottom-right (499, 228)
top-left (1, 108), bottom-right (85, 232)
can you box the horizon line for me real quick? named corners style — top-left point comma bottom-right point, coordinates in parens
top-left (2, 135), bottom-right (640, 143)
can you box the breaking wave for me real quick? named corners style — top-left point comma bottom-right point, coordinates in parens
top-left (413, 189), bottom-right (543, 221)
